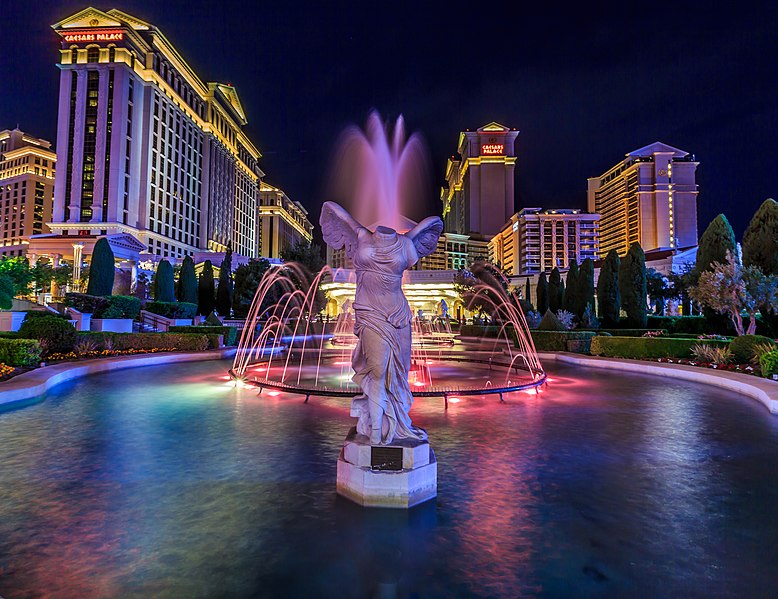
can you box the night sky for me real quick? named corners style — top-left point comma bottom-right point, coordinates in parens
top-left (2, 1), bottom-right (776, 242)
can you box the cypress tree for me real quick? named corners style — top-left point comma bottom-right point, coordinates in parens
top-left (524, 278), bottom-right (531, 307)
top-left (215, 247), bottom-right (233, 316)
top-left (742, 198), bottom-right (778, 275)
top-left (696, 214), bottom-right (736, 276)
top-left (198, 260), bottom-right (216, 316)
top-left (153, 259), bottom-right (175, 302)
top-left (563, 261), bottom-right (579, 313)
top-left (536, 272), bottom-right (549, 315)
top-left (577, 258), bottom-right (595, 320)
top-left (558, 279), bottom-right (565, 312)
top-left (86, 237), bottom-right (115, 296)
top-left (177, 255), bottom-right (198, 304)
top-left (597, 250), bottom-right (621, 327)
top-left (619, 242), bottom-right (647, 327)
top-left (548, 267), bottom-right (562, 312)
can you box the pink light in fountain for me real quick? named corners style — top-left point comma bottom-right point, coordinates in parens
top-left (327, 110), bottom-right (431, 231)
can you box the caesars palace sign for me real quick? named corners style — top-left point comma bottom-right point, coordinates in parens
top-left (62, 30), bottom-right (124, 43)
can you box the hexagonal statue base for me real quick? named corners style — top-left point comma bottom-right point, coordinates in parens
top-left (336, 427), bottom-right (437, 509)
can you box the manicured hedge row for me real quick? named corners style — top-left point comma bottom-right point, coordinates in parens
top-left (76, 332), bottom-right (209, 352)
top-left (459, 325), bottom-right (508, 338)
top-left (580, 328), bottom-right (668, 337)
top-left (0, 338), bottom-right (42, 367)
top-left (645, 316), bottom-right (709, 335)
top-left (144, 301), bottom-right (198, 319)
top-left (65, 293), bottom-right (141, 319)
top-left (590, 336), bottom-right (730, 359)
top-left (168, 325), bottom-right (238, 346)
top-left (530, 331), bottom-right (597, 353)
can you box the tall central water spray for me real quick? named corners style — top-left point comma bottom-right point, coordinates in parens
top-left (328, 110), bottom-right (430, 232)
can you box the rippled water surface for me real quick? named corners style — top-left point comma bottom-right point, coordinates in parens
top-left (1, 359), bottom-right (777, 598)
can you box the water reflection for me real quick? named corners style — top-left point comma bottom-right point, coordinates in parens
top-left (0, 360), bottom-right (777, 597)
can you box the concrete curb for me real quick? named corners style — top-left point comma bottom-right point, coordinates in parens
top-left (0, 348), bottom-right (237, 409)
top-left (539, 351), bottom-right (778, 415)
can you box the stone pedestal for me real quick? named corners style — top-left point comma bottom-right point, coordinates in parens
top-left (336, 427), bottom-right (437, 509)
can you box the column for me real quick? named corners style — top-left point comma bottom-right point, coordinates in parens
top-left (92, 68), bottom-right (110, 224)
top-left (72, 244), bottom-right (84, 292)
top-left (69, 70), bottom-right (88, 223)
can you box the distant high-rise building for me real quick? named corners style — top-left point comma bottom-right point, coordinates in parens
top-left (441, 122), bottom-right (519, 240)
top-left (0, 129), bottom-right (56, 257)
top-left (489, 208), bottom-right (600, 276)
top-left (258, 182), bottom-right (313, 259)
top-left (48, 7), bottom-right (264, 261)
top-left (587, 142), bottom-right (698, 258)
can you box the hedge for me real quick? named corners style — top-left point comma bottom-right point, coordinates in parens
top-left (76, 332), bottom-right (209, 352)
top-left (645, 316), bottom-right (710, 336)
top-left (168, 325), bottom-right (238, 346)
top-left (64, 293), bottom-right (141, 319)
top-left (144, 301), bottom-right (198, 319)
top-left (530, 331), bottom-right (597, 352)
top-left (24, 310), bottom-right (68, 321)
top-left (729, 334), bottom-right (776, 364)
top-left (580, 328), bottom-right (668, 337)
top-left (590, 336), bottom-right (730, 359)
top-left (0, 338), bottom-right (42, 367)
top-left (459, 325), bottom-right (507, 338)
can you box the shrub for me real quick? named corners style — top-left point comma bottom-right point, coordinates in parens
top-left (73, 337), bottom-right (99, 355)
top-left (144, 301), bottom-right (197, 319)
top-left (0, 338), bottom-right (42, 367)
top-left (759, 350), bottom-right (778, 379)
top-left (556, 310), bottom-right (575, 331)
top-left (597, 250), bottom-right (621, 327)
top-left (177, 255), bottom-right (198, 304)
top-left (99, 295), bottom-right (141, 319)
top-left (86, 237), bottom-right (115, 296)
top-left (154, 259), bottom-right (176, 302)
top-left (198, 260), bottom-right (216, 316)
top-left (538, 310), bottom-right (564, 331)
top-left (619, 242), bottom-right (647, 327)
top-left (751, 342), bottom-right (777, 366)
top-left (0, 273), bottom-right (15, 310)
top-left (729, 334), bottom-right (776, 364)
top-left (18, 315), bottom-right (77, 354)
top-left (691, 344), bottom-right (733, 365)
top-left (590, 336), bottom-right (729, 359)
top-left (525, 310), bottom-right (542, 329)
top-left (168, 325), bottom-right (238, 346)
top-left (64, 292), bottom-right (108, 314)
top-left (530, 331), bottom-right (597, 352)
top-left (581, 328), bottom-right (668, 337)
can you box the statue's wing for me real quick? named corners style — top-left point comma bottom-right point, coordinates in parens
top-left (407, 216), bottom-right (444, 258)
top-left (320, 201), bottom-right (365, 259)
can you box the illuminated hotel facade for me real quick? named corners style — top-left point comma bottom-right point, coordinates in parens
top-left (0, 129), bottom-right (56, 257)
top-left (258, 182), bottom-right (313, 259)
top-left (489, 208), bottom-right (600, 276)
top-left (587, 142), bottom-right (698, 258)
top-left (47, 7), bottom-right (263, 262)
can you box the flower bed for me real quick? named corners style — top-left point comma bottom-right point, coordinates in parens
top-left (0, 362), bottom-right (15, 380)
top-left (651, 357), bottom-right (762, 377)
top-left (46, 347), bottom-right (178, 362)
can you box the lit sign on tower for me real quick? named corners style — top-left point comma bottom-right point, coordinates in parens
top-left (62, 30), bottom-right (124, 43)
top-left (481, 143), bottom-right (504, 155)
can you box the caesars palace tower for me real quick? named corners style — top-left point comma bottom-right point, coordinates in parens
top-left (49, 7), bottom-right (263, 260)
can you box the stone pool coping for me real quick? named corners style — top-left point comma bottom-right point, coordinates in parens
top-left (0, 348), bottom-right (238, 409)
top-left (539, 352), bottom-right (778, 415)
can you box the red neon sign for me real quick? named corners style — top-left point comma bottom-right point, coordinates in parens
top-left (481, 144), bottom-right (504, 155)
top-left (63, 30), bottom-right (124, 43)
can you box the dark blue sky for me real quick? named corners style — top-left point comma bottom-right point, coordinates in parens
top-left (2, 1), bottom-right (776, 240)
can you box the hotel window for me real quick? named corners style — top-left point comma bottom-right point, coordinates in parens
top-left (87, 47), bottom-right (99, 63)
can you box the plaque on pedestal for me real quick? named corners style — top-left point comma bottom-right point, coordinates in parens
top-left (336, 427), bottom-right (437, 509)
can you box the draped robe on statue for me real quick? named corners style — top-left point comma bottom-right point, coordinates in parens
top-left (319, 201), bottom-right (443, 445)
top-left (350, 228), bottom-right (424, 444)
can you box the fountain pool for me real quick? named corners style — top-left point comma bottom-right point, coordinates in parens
top-left (1, 357), bottom-right (777, 597)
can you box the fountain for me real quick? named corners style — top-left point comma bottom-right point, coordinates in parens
top-left (230, 112), bottom-right (546, 507)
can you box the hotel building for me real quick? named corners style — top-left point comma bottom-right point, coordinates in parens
top-left (0, 129), bottom-right (56, 257)
top-left (258, 182), bottom-right (313, 259)
top-left (489, 208), bottom-right (599, 276)
top-left (46, 7), bottom-right (263, 262)
top-left (587, 142), bottom-right (698, 258)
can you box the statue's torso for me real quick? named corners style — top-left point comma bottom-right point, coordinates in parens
top-left (352, 231), bottom-right (417, 327)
